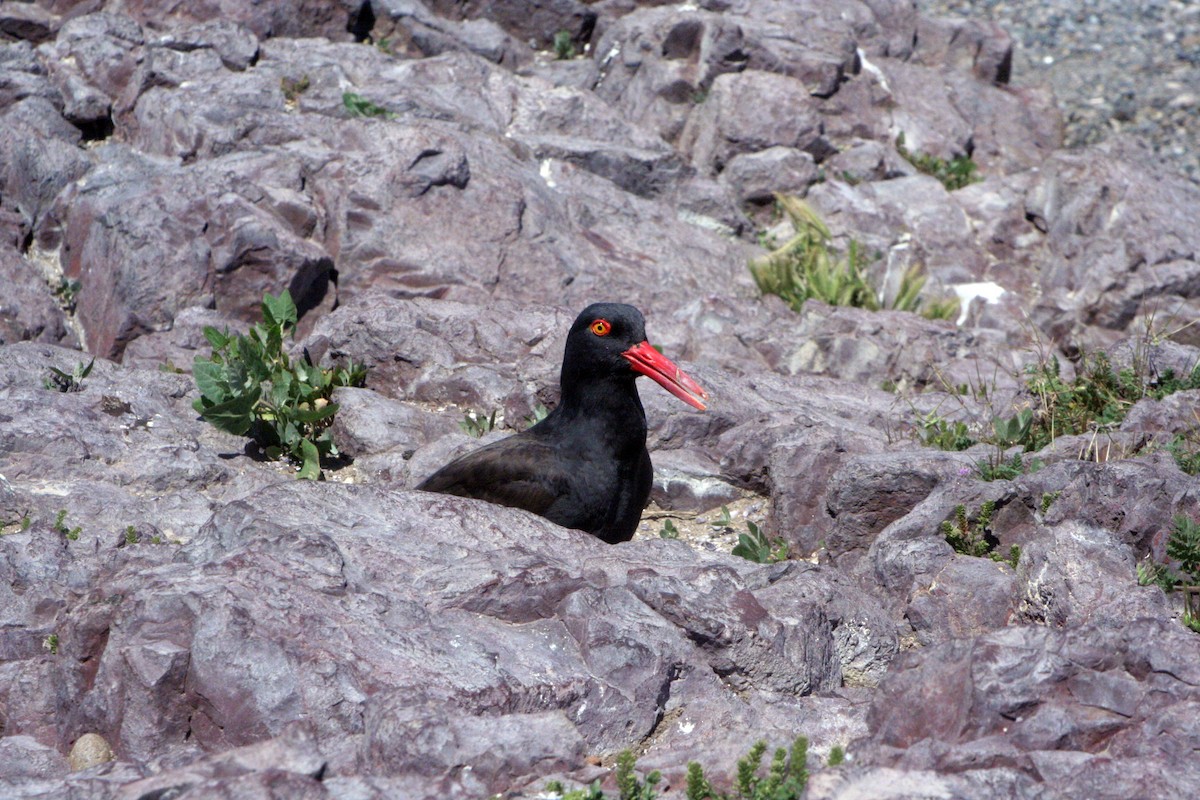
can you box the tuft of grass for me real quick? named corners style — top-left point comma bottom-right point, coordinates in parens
top-left (524, 403), bottom-right (550, 429)
top-left (553, 30), bottom-right (576, 59)
top-left (827, 745), bottom-right (845, 766)
top-left (343, 91), bottom-right (394, 119)
top-left (192, 290), bottom-right (367, 480)
top-left (551, 738), bottom-right (813, 800)
top-left (917, 409), bottom-right (974, 452)
top-left (1168, 434), bottom-right (1200, 475)
top-left (54, 277), bottom-right (82, 312)
top-left (750, 195), bottom-right (956, 319)
top-left (895, 132), bottom-right (981, 191)
top-left (941, 501), bottom-right (1020, 568)
top-left (281, 75), bottom-right (310, 104)
top-left (616, 750), bottom-right (660, 800)
top-left (54, 509), bottom-right (81, 541)
top-left (1, 510), bottom-right (32, 535)
top-left (732, 521), bottom-right (788, 564)
top-left (44, 357), bottom-right (94, 393)
top-left (460, 409), bottom-right (498, 438)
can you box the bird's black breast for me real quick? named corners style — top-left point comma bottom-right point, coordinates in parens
top-left (416, 421), bottom-right (653, 543)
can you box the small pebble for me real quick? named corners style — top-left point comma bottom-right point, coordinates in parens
top-left (68, 733), bottom-right (114, 771)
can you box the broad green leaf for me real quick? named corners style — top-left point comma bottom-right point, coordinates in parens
top-left (262, 290), bottom-right (298, 333)
top-left (195, 387), bottom-right (261, 435)
top-left (292, 402), bottom-right (339, 424)
top-left (203, 326), bottom-right (231, 350)
top-left (297, 438), bottom-right (320, 480)
top-left (192, 357), bottom-right (231, 402)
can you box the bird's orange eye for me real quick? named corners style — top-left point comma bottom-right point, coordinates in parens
top-left (590, 319), bottom-right (612, 336)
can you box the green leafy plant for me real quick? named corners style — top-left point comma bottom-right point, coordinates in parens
top-left (826, 745), bottom-right (845, 767)
top-left (1040, 491), bottom-right (1061, 514)
top-left (545, 779), bottom-right (607, 800)
top-left (750, 195), bottom-right (956, 319)
top-left (1167, 434), bottom-right (1200, 476)
top-left (917, 410), bottom-right (974, 451)
top-left (1167, 515), bottom-right (1200, 584)
top-left (1138, 559), bottom-right (1176, 593)
top-left (616, 750), bottom-right (661, 800)
top-left (974, 452), bottom-right (1028, 481)
top-left (44, 357), bottom-right (95, 393)
top-left (658, 519), bottom-right (680, 539)
top-left (553, 30), bottom-right (576, 59)
top-left (124, 525), bottom-right (138, 545)
top-left (343, 91), bottom-right (394, 119)
top-left (1, 510), bottom-right (32, 535)
top-left (941, 501), bottom-right (1019, 568)
top-left (53, 509), bottom-right (81, 541)
top-left (732, 521), bottom-right (788, 564)
top-left (688, 736), bottom-right (808, 800)
top-left (710, 505), bottom-right (734, 530)
top-left (895, 132), bottom-right (981, 191)
top-left (192, 290), bottom-right (367, 479)
top-left (43, 634), bottom-right (59, 655)
top-left (524, 403), bottom-right (550, 429)
top-left (54, 277), bottom-right (82, 312)
top-left (281, 75), bottom-right (310, 104)
top-left (460, 409), bottom-right (498, 437)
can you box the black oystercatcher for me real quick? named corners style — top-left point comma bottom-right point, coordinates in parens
top-left (417, 303), bottom-right (707, 543)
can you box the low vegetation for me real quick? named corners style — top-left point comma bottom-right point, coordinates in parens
top-left (941, 501), bottom-right (1020, 569)
top-left (895, 132), bottom-right (981, 191)
top-left (546, 737), bottom-right (816, 800)
top-left (732, 521), bottom-right (789, 564)
top-left (343, 91), bottom-right (394, 119)
top-left (553, 30), bottom-right (577, 59)
top-left (1139, 515), bottom-right (1200, 632)
top-left (192, 290), bottom-right (366, 479)
top-left (750, 195), bottom-right (957, 321)
top-left (44, 357), bottom-right (94, 393)
top-left (920, 342), bottom-right (1200, 480)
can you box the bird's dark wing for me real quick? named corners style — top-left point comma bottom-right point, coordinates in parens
top-left (415, 435), bottom-right (570, 517)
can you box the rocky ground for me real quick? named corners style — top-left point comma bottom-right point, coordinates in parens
top-left (922, 0), bottom-right (1200, 185)
top-left (2, 1), bottom-right (1200, 799)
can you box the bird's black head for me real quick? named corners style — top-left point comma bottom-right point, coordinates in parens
top-left (561, 303), bottom-right (707, 410)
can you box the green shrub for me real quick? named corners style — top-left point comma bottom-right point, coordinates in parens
top-left (895, 132), bottom-right (981, 191)
top-left (688, 736), bottom-right (808, 800)
top-left (941, 502), bottom-right (1020, 568)
top-left (460, 409), bottom-right (498, 437)
top-left (553, 30), bottom-right (576, 59)
top-left (750, 195), bottom-right (956, 320)
top-left (343, 91), bottom-right (394, 118)
top-left (192, 290), bottom-right (366, 479)
top-left (732, 521), bottom-right (788, 564)
top-left (44, 357), bottom-right (94, 393)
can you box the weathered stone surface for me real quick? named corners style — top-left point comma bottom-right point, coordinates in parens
top-left (680, 70), bottom-right (831, 175)
top-left (2, 1), bottom-right (1199, 797)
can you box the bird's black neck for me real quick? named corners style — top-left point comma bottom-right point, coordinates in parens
top-left (544, 374), bottom-right (648, 458)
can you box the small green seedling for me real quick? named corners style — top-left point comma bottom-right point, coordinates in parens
top-left (45, 358), bottom-right (95, 392)
top-left (460, 409), bottom-right (498, 437)
top-left (343, 91), bottom-right (394, 118)
top-left (553, 30), bottom-right (576, 59)
top-left (54, 509), bottom-right (81, 541)
top-left (732, 521), bottom-right (788, 564)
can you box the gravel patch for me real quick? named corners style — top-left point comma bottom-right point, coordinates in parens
top-left (919, 0), bottom-right (1200, 184)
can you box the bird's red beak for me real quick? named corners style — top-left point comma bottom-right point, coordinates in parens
top-left (622, 341), bottom-right (708, 411)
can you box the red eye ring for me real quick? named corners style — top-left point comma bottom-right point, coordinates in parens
top-left (590, 319), bottom-right (612, 336)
